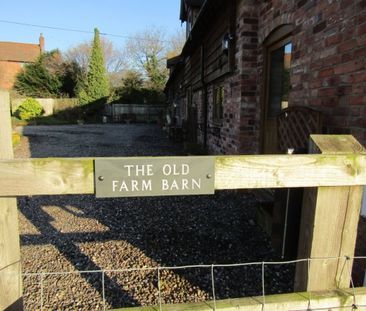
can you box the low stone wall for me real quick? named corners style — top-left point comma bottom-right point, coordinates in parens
top-left (11, 98), bottom-right (79, 116)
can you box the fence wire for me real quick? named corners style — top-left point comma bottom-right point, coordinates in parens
top-left (21, 256), bottom-right (366, 311)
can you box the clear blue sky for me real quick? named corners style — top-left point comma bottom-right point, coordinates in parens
top-left (0, 0), bottom-right (183, 52)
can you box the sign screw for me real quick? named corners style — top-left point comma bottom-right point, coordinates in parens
top-left (98, 176), bottom-right (104, 181)
top-left (206, 174), bottom-right (212, 179)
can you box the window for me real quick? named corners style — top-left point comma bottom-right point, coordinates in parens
top-left (213, 86), bottom-right (224, 121)
top-left (267, 42), bottom-right (292, 117)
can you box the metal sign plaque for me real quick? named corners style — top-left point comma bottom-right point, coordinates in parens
top-left (94, 156), bottom-right (215, 198)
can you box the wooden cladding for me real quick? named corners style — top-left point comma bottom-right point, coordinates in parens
top-left (182, 3), bottom-right (232, 89)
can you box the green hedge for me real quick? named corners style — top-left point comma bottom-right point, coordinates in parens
top-left (15, 98), bottom-right (43, 121)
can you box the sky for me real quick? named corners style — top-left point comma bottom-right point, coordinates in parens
top-left (0, 0), bottom-right (183, 52)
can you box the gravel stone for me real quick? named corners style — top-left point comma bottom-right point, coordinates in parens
top-left (14, 124), bottom-right (294, 310)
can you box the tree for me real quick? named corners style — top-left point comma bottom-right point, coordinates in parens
top-left (67, 37), bottom-right (125, 73)
top-left (66, 36), bottom-right (125, 87)
top-left (65, 42), bottom-right (90, 73)
top-left (78, 28), bottom-right (110, 104)
top-left (14, 50), bottom-right (82, 98)
top-left (166, 28), bottom-right (186, 59)
top-left (121, 70), bottom-right (143, 89)
top-left (124, 27), bottom-right (169, 91)
top-left (143, 54), bottom-right (167, 90)
top-left (14, 51), bottom-right (63, 98)
top-left (61, 60), bottom-right (84, 97)
top-left (123, 27), bottom-right (186, 91)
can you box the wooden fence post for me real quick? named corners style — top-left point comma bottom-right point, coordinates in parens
top-left (0, 90), bottom-right (23, 310)
top-left (295, 135), bottom-right (365, 291)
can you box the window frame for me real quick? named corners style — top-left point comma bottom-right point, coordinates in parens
top-left (212, 84), bottom-right (224, 124)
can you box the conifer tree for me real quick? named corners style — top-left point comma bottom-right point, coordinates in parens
top-left (14, 51), bottom-right (63, 97)
top-left (79, 28), bottom-right (110, 104)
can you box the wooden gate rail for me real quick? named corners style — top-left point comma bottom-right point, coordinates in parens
top-left (0, 153), bottom-right (365, 196)
top-left (117, 287), bottom-right (366, 311)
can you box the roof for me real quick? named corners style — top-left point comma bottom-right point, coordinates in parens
top-left (180, 0), bottom-right (205, 22)
top-left (0, 41), bottom-right (41, 63)
top-left (167, 55), bottom-right (183, 68)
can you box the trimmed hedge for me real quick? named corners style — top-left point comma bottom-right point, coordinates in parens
top-left (15, 98), bottom-right (44, 121)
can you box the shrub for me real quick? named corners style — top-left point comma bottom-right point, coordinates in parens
top-left (14, 51), bottom-right (82, 98)
top-left (15, 98), bottom-right (44, 120)
top-left (14, 51), bottom-right (62, 98)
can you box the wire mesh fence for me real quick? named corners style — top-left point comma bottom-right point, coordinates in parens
top-left (20, 256), bottom-right (366, 311)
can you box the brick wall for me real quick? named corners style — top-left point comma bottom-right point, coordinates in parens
top-left (238, 0), bottom-right (261, 154)
top-left (205, 0), bottom-right (261, 155)
top-left (209, 0), bottom-right (366, 153)
top-left (258, 0), bottom-right (366, 146)
top-left (206, 78), bottom-right (242, 154)
top-left (0, 61), bottom-right (22, 90)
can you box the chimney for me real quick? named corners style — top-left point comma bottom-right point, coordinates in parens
top-left (39, 33), bottom-right (45, 52)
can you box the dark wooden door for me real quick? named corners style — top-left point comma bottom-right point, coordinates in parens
top-left (263, 40), bottom-right (292, 154)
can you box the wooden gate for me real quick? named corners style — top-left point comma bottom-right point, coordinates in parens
top-left (1, 90), bottom-right (366, 310)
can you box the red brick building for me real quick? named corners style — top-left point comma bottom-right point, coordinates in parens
top-left (165, 0), bottom-right (366, 154)
top-left (0, 35), bottom-right (44, 90)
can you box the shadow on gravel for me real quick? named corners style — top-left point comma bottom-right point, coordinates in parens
top-left (20, 196), bottom-right (140, 308)
top-left (20, 192), bottom-right (295, 307)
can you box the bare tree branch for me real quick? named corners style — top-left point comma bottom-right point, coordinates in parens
top-left (65, 37), bottom-right (126, 73)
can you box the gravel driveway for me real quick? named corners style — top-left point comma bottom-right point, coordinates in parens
top-left (14, 124), bottom-right (293, 310)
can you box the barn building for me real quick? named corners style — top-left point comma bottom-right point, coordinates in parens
top-left (165, 0), bottom-right (366, 154)
top-left (165, 0), bottom-right (366, 275)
